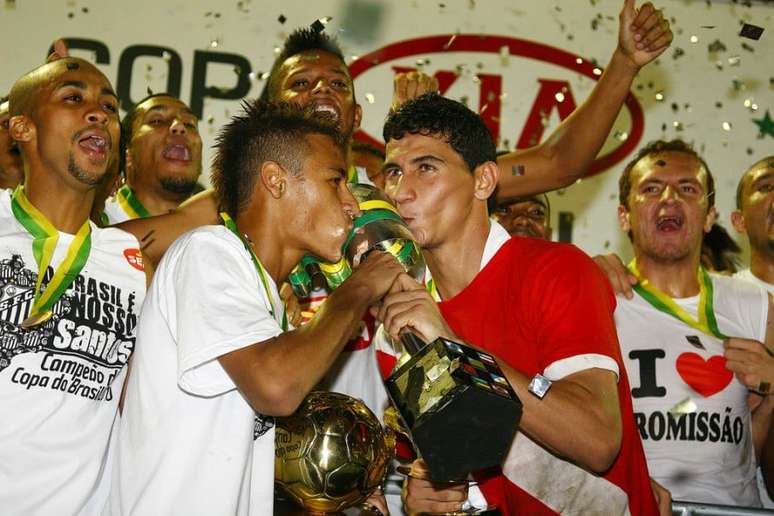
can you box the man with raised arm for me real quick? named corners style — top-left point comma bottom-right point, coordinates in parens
top-left (0, 57), bottom-right (147, 515)
top-left (120, 0), bottom-right (672, 267)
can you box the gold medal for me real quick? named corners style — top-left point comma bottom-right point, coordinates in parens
top-left (21, 310), bottom-right (53, 329)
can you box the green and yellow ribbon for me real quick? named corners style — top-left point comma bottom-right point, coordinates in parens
top-left (115, 184), bottom-right (151, 219)
top-left (221, 212), bottom-right (288, 331)
top-left (11, 186), bottom-right (91, 328)
top-left (628, 260), bottom-right (726, 339)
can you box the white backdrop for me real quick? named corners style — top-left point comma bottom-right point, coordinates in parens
top-left (1, 0), bottom-right (772, 260)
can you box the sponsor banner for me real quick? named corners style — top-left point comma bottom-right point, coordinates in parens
top-left (0, 0), bottom-right (771, 256)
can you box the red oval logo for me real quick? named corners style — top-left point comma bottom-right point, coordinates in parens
top-left (123, 248), bottom-right (145, 272)
top-left (350, 34), bottom-right (644, 177)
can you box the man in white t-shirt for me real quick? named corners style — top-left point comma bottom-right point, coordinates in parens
top-left (732, 156), bottom-right (774, 295)
top-left (1, 58), bottom-right (148, 515)
top-left (731, 156), bottom-right (774, 503)
top-left (613, 139), bottom-right (774, 506)
top-left (111, 100), bottom-right (406, 516)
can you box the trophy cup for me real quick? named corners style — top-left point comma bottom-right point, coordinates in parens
top-left (341, 185), bottom-right (523, 485)
top-left (274, 391), bottom-right (395, 515)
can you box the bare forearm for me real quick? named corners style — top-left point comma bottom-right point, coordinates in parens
top-left (499, 362), bottom-right (622, 472)
top-left (221, 281), bottom-right (372, 416)
top-left (497, 49), bottom-right (639, 199)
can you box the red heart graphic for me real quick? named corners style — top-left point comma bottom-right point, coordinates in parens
top-left (676, 353), bottom-right (733, 397)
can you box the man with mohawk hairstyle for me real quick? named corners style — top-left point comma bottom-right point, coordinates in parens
top-left (0, 57), bottom-right (147, 515)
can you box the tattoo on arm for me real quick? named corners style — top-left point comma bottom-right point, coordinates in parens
top-left (512, 165), bottom-right (525, 176)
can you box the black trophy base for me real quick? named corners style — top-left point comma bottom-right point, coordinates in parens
top-left (385, 337), bottom-right (522, 482)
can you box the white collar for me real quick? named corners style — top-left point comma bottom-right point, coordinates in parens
top-left (423, 221), bottom-right (510, 295)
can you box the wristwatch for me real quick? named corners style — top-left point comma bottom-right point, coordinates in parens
top-left (528, 373), bottom-right (552, 399)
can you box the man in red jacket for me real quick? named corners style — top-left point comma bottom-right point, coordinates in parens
top-left (377, 92), bottom-right (659, 515)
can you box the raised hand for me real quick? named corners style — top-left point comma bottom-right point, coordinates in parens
top-left (618, 0), bottom-right (673, 69)
top-left (391, 71), bottom-right (440, 112)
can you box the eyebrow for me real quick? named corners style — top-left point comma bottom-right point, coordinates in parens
top-left (286, 66), bottom-right (349, 80)
top-left (55, 80), bottom-right (118, 100)
top-left (144, 104), bottom-right (196, 118)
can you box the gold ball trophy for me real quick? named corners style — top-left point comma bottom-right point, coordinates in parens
top-left (275, 392), bottom-right (395, 515)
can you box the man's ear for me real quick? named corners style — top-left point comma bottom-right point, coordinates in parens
top-left (353, 103), bottom-right (363, 131)
top-left (473, 161), bottom-right (499, 203)
top-left (617, 205), bottom-right (631, 232)
top-left (260, 160), bottom-right (288, 199)
top-left (9, 115), bottom-right (34, 144)
top-left (730, 209), bottom-right (747, 235)
top-left (704, 206), bottom-right (718, 234)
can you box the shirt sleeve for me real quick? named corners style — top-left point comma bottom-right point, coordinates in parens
top-left (169, 231), bottom-right (283, 397)
top-left (523, 244), bottom-right (621, 381)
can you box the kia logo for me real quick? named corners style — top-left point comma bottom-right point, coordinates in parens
top-left (350, 34), bottom-right (644, 177)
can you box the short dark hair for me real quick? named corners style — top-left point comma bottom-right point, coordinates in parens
top-left (383, 93), bottom-right (498, 213)
top-left (211, 99), bottom-right (346, 216)
top-left (736, 156), bottom-right (774, 209)
top-left (0, 94), bottom-right (8, 107)
top-left (618, 139), bottom-right (715, 210)
top-left (119, 92), bottom-right (178, 176)
top-left (498, 194), bottom-right (551, 219)
top-left (262, 28), bottom-right (348, 101)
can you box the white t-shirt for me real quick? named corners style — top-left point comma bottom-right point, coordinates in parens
top-left (102, 197), bottom-right (132, 226)
top-left (0, 189), bottom-right (146, 516)
top-left (615, 273), bottom-right (769, 506)
top-left (112, 225), bottom-right (284, 516)
top-left (736, 268), bottom-right (774, 295)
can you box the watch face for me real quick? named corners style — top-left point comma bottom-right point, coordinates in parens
top-left (528, 374), bottom-right (552, 399)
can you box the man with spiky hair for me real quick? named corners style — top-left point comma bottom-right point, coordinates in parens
top-left (0, 95), bottom-right (23, 190)
top-left (0, 57), bottom-right (147, 515)
top-left (102, 93), bottom-right (203, 224)
top-left (112, 100), bottom-right (405, 515)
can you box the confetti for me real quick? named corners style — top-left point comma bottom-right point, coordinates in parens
top-left (364, 93), bottom-right (375, 104)
top-left (672, 121), bottom-right (684, 131)
top-left (689, 35), bottom-right (699, 43)
top-left (655, 91), bottom-right (664, 101)
top-left (670, 397), bottom-right (697, 416)
top-left (146, 86), bottom-right (154, 95)
top-left (310, 16), bottom-right (332, 34)
top-left (741, 42), bottom-right (755, 53)
top-left (739, 23), bottom-right (764, 41)
top-left (209, 38), bottom-right (220, 49)
top-left (715, 101), bottom-right (723, 108)
top-left (707, 39), bottom-right (726, 53)
top-left (614, 130), bottom-right (628, 141)
top-left (554, 92), bottom-right (565, 103)
top-left (685, 336), bottom-right (705, 350)
top-left (499, 45), bottom-right (510, 67)
top-left (162, 51), bottom-right (172, 62)
top-left (278, 14), bottom-right (286, 24)
top-left (81, 6), bottom-right (89, 13)
top-left (672, 47), bottom-right (685, 59)
top-left (732, 79), bottom-right (746, 91)
top-left (207, 115), bottom-right (215, 124)
top-left (592, 67), bottom-right (602, 76)
top-left (722, 121), bottom-right (732, 131)
top-left (443, 33), bottom-right (459, 50)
